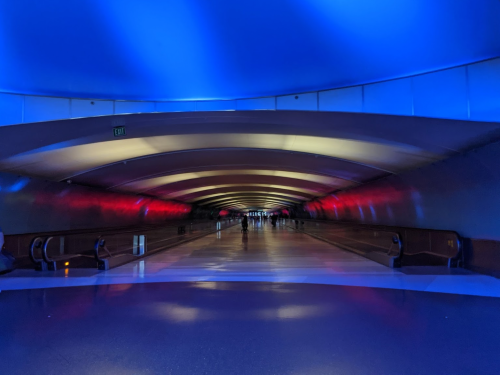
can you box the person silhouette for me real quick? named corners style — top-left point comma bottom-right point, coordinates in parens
top-left (271, 214), bottom-right (277, 227)
top-left (241, 215), bottom-right (249, 232)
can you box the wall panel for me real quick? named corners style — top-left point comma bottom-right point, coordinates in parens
top-left (114, 101), bottom-right (155, 114)
top-left (413, 67), bottom-right (468, 120)
top-left (236, 97), bottom-right (275, 110)
top-left (277, 93), bottom-right (317, 111)
top-left (319, 86), bottom-right (363, 112)
top-left (71, 99), bottom-right (114, 118)
top-left (364, 78), bottom-right (413, 116)
top-left (0, 93), bottom-right (23, 126)
top-left (24, 96), bottom-right (70, 123)
top-left (156, 101), bottom-right (196, 112)
top-left (468, 59), bottom-right (500, 122)
top-left (196, 100), bottom-right (236, 111)
top-left (0, 58), bottom-right (498, 126)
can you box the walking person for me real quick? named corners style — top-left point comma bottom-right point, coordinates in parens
top-left (241, 215), bottom-right (249, 232)
top-left (271, 214), bottom-right (278, 227)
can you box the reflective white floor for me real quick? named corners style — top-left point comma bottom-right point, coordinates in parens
top-left (1, 221), bottom-right (500, 297)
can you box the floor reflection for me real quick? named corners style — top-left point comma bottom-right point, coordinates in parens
top-left (2, 281), bottom-right (499, 374)
top-left (2, 223), bottom-right (500, 297)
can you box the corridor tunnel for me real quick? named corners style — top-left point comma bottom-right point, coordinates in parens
top-left (1, 1), bottom-right (500, 374)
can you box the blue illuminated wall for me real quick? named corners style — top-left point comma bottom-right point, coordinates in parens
top-left (1, 58), bottom-right (500, 127)
top-left (469, 59), bottom-right (500, 122)
top-left (0, 0), bottom-right (498, 101)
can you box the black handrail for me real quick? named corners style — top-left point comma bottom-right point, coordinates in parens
top-left (29, 237), bottom-right (44, 265)
top-left (94, 236), bottom-right (112, 262)
top-left (24, 219), bottom-right (237, 271)
top-left (42, 237), bottom-right (55, 263)
top-left (388, 234), bottom-right (402, 255)
top-left (286, 219), bottom-right (403, 267)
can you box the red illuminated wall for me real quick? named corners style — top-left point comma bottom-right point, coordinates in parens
top-left (0, 171), bottom-right (192, 235)
top-left (297, 139), bottom-right (500, 241)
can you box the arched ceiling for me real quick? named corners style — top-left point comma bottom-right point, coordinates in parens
top-left (1, 111), bottom-right (499, 211)
top-left (0, 0), bottom-right (499, 100)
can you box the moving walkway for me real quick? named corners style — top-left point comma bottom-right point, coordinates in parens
top-left (287, 219), bottom-right (461, 268)
top-left (21, 219), bottom-right (237, 271)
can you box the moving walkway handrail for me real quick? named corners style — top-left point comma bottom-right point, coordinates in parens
top-left (289, 218), bottom-right (461, 266)
top-left (25, 219), bottom-right (237, 270)
top-left (42, 236), bottom-right (55, 263)
top-left (290, 219), bottom-right (402, 253)
top-left (94, 236), bottom-right (112, 262)
top-left (29, 237), bottom-right (44, 265)
top-left (388, 234), bottom-right (402, 255)
top-left (24, 219), bottom-right (231, 239)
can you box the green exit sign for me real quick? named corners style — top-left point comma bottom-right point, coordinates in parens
top-left (113, 126), bottom-right (126, 137)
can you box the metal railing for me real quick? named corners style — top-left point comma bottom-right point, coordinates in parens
top-left (288, 219), bottom-right (402, 267)
top-left (29, 237), bottom-right (47, 271)
top-left (287, 219), bottom-right (462, 268)
top-left (26, 218), bottom-right (238, 271)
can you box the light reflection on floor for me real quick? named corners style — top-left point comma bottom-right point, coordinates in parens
top-left (1, 221), bottom-right (500, 297)
top-left (3, 281), bottom-right (500, 374)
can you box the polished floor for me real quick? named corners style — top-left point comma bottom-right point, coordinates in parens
top-left (2, 222), bottom-right (500, 374)
top-left (1, 221), bottom-right (500, 297)
top-left (1, 281), bottom-right (500, 375)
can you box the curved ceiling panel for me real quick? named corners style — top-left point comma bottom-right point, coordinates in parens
top-left (146, 175), bottom-right (341, 196)
top-left (70, 149), bottom-right (385, 188)
top-left (219, 202), bottom-right (288, 210)
top-left (214, 198), bottom-right (293, 206)
top-left (197, 197), bottom-right (302, 209)
top-left (1, 111), bottom-right (496, 163)
top-left (1, 0), bottom-right (498, 100)
top-left (117, 169), bottom-right (354, 193)
top-left (178, 187), bottom-right (316, 203)
top-left (162, 184), bottom-right (325, 200)
top-left (228, 206), bottom-right (286, 211)
top-left (1, 111), bottom-right (499, 211)
top-left (197, 193), bottom-right (304, 206)
top-left (0, 133), bottom-right (438, 180)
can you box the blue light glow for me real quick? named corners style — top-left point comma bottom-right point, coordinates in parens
top-left (358, 205), bottom-right (364, 220)
top-left (7, 177), bottom-right (30, 192)
top-left (0, 0), bottom-right (498, 101)
top-left (412, 191), bottom-right (424, 220)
